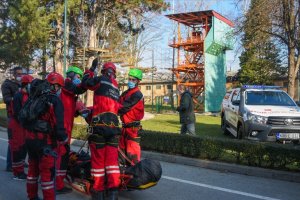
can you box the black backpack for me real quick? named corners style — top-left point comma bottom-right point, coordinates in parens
top-left (18, 79), bottom-right (52, 131)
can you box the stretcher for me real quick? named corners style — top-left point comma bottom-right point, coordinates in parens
top-left (66, 144), bottom-right (162, 195)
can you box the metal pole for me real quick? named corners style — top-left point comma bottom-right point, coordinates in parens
top-left (152, 49), bottom-right (154, 112)
top-left (171, 36), bottom-right (175, 110)
top-left (297, 70), bottom-right (300, 101)
top-left (63, 0), bottom-right (68, 77)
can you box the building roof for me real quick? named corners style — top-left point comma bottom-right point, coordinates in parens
top-left (165, 10), bottom-right (234, 27)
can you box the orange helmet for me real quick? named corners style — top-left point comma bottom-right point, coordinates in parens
top-left (46, 72), bottom-right (64, 86)
top-left (21, 75), bottom-right (34, 84)
top-left (101, 62), bottom-right (116, 74)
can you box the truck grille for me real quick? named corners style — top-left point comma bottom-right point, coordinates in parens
top-left (267, 117), bottom-right (300, 126)
top-left (268, 129), bottom-right (300, 136)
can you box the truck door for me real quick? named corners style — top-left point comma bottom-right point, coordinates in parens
top-left (228, 89), bottom-right (240, 129)
top-left (223, 90), bottom-right (232, 123)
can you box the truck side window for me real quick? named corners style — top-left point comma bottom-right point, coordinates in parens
top-left (231, 90), bottom-right (240, 102)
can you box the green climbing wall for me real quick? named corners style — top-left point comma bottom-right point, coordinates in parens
top-left (204, 16), bottom-right (233, 112)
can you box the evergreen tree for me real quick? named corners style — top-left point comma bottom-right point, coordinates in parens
top-left (0, 0), bottom-right (168, 71)
top-left (239, 0), bottom-right (281, 85)
top-left (0, 0), bottom-right (51, 69)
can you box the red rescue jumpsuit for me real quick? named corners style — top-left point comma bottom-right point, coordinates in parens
top-left (56, 78), bottom-right (86, 190)
top-left (26, 94), bottom-right (67, 200)
top-left (82, 70), bottom-right (120, 192)
top-left (119, 86), bottom-right (144, 164)
top-left (8, 90), bottom-right (28, 176)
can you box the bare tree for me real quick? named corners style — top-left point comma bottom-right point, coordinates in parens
top-left (237, 0), bottom-right (300, 98)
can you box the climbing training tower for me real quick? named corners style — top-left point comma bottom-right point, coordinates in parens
top-left (166, 10), bottom-right (234, 112)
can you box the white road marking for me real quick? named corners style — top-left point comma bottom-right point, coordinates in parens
top-left (162, 175), bottom-right (280, 200)
top-left (0, 155), bottom-right (6, 161)
top-left (0, 136), bottom-right (286, 200)
top-left (0, 138), bottom-right (8, 160)
top-left (0, 138), bottom-right (8, 142)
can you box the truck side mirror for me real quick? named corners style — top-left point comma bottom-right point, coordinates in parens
top-left (232, 100), bottom-right (240, 106)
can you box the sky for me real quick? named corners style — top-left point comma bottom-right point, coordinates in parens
top-left (139, 0), bottom-right (247, 72)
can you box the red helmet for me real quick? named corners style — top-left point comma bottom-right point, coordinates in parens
top-left (101, 62), bottom-right (116, 74)
top-left (21, 75), bottom-right (34, 84)
top-left (46, 72), bottom-right (65, 86)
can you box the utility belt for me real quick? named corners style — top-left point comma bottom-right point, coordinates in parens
top-left (122, 121), bottom-right (142, 129)
top-left (87, 124), bottom-right (121, 138)
top-left (88, 131), bottom-right (119, 148)
top-left (91, 113), bottom-right (119, 127)
top-left (124, 134), bottom-right (141, 143)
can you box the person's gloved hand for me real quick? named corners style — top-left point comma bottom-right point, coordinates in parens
top-left (90, 58), bottom-right (98, 72)
top-left (72, 77), bottom-right (81, 85)
top-left (176, 107), bottom-right (180, 112)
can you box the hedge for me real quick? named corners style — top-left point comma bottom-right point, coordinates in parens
top-left (0, 116), bottom-right (7, 127)
top-left (139, 130), bottom-right (300, 171)
top-left (1, 119), bottom-right (300, 171)
top-left (70, 125), bottom-right (300, 171)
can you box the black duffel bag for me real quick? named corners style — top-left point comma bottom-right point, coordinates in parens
top-left (125, 159), bottom-right (162, 190)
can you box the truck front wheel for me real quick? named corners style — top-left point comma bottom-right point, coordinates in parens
top-left (221, 115), bottom-right (230, 135)
top-left (237, 124), bottom-right (244, 139)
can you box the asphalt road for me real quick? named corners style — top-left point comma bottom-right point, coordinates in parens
top-left (0, 128), bottom-right (300, 200)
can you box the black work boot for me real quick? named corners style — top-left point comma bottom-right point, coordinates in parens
top-left (91, 190), bottom-right (104, 200)
top-left (107, 189), bottom-right (118, 200)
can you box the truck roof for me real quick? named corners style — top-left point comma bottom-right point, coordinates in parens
top-left (241, 85), bottom-right (283, 91)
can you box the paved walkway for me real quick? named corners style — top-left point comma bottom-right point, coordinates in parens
top-left (142, 112), bottom-right (155, 120)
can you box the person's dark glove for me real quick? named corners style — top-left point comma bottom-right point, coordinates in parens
top-left (90, 58), bottom-right (98, 72)
top-left (176, 107), bottom-right (180, 112)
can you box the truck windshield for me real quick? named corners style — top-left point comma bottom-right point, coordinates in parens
top-left (245, 91), bottom-right (296, 106)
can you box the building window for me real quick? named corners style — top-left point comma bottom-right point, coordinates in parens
top-left (156, 85), bottom-right (161, 89)
top-left (146, 86), bottom-right (151, 90)
top-left (167, 84), bottom-right (172, 89)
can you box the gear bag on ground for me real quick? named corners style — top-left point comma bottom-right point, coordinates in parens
top-left (125, 158), bottom-right (162, 189)
top-left (67, 150), bottom-right (162, 191)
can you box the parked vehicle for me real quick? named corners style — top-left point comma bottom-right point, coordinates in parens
top-left (221, 85), bottom-right (300, 144)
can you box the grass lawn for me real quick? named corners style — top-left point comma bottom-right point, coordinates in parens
top-left (142, 114), bottom-right (224, 138)
top-left (1, 102), bottom-right (224, 139)
top-left (0, 103), bottom-right (6, 117)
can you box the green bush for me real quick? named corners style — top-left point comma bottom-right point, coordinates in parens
top-left (0, 116), bottom-right (7, 127)
top-left (72, 124), bottom-right (89, 140)
top-left (139, 129), bottom-right (300, 171)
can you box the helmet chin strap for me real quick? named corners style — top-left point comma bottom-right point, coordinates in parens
top-left (103, 69), bottom-right (116, 79)
top-left (108, 72), bottom-right (116, 79)
top-left (66, 71), bottom-right (75, 79)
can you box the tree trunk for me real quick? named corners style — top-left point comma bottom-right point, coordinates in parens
top-left (54, 19), bottom-right (63, 74)
top-left (287, 47), bottom-right (296, 98)
top-left (42, 47), bottom-right (47, 79)
top-left (285, 0), bottom-right (297, 98)
top-left (85, 2), bottom-right (98, 107)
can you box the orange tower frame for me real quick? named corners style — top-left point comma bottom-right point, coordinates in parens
top-left (166, 10), bottom-right (234, 111)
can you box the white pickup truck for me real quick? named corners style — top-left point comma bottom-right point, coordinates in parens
top-left (221, 85), bottom-right (300, 144)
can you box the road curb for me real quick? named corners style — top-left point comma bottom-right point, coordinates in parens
top-left (142, 151), bottom-right (300, 183)
top-left (70, 138), bottom-right (300, 183)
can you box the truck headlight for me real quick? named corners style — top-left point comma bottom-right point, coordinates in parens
top-left (247, 113), bottom-right (268, 124)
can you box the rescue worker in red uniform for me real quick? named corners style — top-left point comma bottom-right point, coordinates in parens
top-left (55, 66), bottom-right (86, 194)
top-left (118, 68), bottom-right (144, 165)
top-left (26, 74), bottom-right (68, 200)
top-left (1, 66), bottom-right (23, 172)
top-left (82, 59), bottom-right (120, 200)
top-left (9, 75), bottom-right (34, 180)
